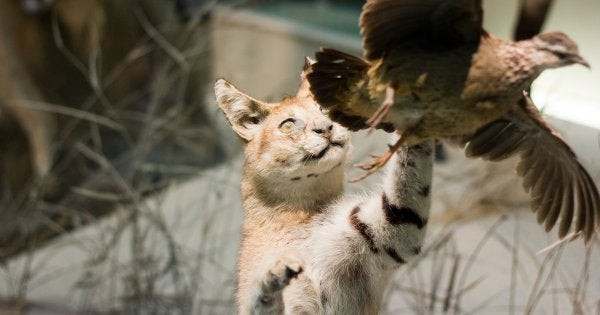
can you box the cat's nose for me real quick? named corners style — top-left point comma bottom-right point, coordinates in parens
top-left (312, 121), bottom-right (333, 138)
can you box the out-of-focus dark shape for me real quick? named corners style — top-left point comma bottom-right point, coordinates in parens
top-left (20, 0), bottom-right (55, 15)
top-left (174, 0), bottom-right (194, 22)
top-left (514, 0), bottom-right (555, 40)
top-left (434, 141), bottom-right (446, 163)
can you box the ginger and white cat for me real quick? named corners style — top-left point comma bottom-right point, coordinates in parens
top-left (215, 61), bottom-right (433, 314)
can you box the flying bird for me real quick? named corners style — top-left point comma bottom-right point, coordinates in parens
top-left (307, 0), bottom-right (599, 241)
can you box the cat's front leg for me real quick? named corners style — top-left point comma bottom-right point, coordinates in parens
top-left (249, 255), bottom-right (303, 315)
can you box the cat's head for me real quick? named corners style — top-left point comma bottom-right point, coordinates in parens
top-left (215, 59), bottom-right (350, 190)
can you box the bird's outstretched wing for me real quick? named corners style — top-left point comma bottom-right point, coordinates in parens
top-left (360, 0), bottom-right (483, 60)
top-left (307, 48), bottom-right (395, 132)
top-left (462, 95), bottom-right (599, 241)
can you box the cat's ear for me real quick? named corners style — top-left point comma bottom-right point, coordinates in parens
top-left (296, 57), bottom-right (315, 98)
top-left (215, 79), bottom-right (270, 141)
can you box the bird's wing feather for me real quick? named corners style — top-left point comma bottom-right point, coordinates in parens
top-left (307, 48), bottom-right (395, 132)
top-left (462, 95), bottom-right (599, 241)
top-left (360, 0), bottom-right (483, 60)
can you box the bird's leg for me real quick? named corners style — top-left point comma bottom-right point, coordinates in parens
top-left (366, 85), bottom-right (395, 130)
top-left (350, 135), bottom-right (405, 182)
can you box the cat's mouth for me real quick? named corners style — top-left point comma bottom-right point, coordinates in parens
top-left (303, 141), bottom-right (344, 162)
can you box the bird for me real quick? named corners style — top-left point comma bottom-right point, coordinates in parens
top-left (306, 0), bottom-right (599, 241)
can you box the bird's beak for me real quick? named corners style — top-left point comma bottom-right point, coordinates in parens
top-left (573, 55), bottom-right (591, 69)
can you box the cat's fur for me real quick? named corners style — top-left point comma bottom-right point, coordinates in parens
top-left (215, 61), bottom-right (433, 314)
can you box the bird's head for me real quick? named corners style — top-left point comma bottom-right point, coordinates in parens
top-left (532, 31), bottom-right (590, 69)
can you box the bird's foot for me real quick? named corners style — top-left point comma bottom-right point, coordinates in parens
top-left (366, 85), bottom-right (395, 133)
top-left (350, 136), bottom-right (404, 182)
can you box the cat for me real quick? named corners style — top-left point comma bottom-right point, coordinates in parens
top-left (215, 59), bottom-right (433, 314)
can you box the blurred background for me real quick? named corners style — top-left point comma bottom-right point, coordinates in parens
top-left (0, 0), bottom-right (598, 314)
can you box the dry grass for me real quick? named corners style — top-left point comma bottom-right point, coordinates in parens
top-left (1, 1), bottom-right (238, 313)
top-left (380, 143), bottom-right (600, 315)
top-left (381, 217), bottom-right (600, 314)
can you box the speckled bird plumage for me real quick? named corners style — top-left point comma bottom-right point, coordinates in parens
top-left (307, 0), bottom-right (599, 241)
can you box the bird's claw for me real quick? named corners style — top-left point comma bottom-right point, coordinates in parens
top-left (350, 151), bottom-right (395, 182)
top-left (355, 151), bottom-right (394, 171)
top-left (349, 136), bottom-right (405, 183)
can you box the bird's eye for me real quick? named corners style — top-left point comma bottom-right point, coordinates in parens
top-left (553, 51), bottom-right (570, 60)
top-left (279, 118), bottom-right (296, 133)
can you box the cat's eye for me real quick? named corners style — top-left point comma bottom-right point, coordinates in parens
top-left (279, 118), bottom-right (296, 133)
